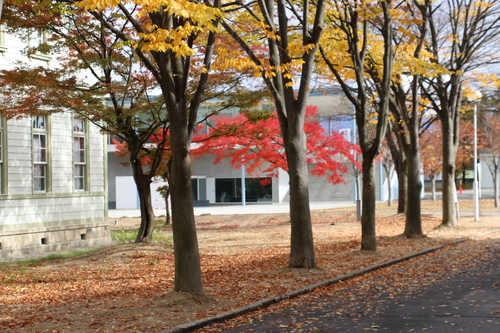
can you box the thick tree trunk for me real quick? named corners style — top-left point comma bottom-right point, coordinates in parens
top-left (286, 122), bottom-right (316, 269)
top-left (361, 157), bottom-right (377, 252)
top-left (404, 143), bottom-right (423, 238)
top-left (170, 111), bottom-right (203, 294)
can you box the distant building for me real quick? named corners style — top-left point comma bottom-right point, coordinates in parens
top-left (108, 88), bottom-right (386, 210)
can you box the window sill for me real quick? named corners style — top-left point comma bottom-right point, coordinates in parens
top-left (30, 53), bottom-right (52, 62)
top-left (0, 46), bottom-right (7, 55)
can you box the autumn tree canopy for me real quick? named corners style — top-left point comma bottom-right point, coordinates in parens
top-left (193, 106), bottom-right (360, 185)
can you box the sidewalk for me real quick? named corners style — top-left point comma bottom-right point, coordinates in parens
top-left (211, 238), bottom-right (500, 333)
top-left (108, 201), bottom-right (357, 218)
top-left (162, 231), bottom-right (500, 333)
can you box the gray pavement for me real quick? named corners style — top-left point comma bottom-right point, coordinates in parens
top-left (217, 239), bottom-right (500, 333)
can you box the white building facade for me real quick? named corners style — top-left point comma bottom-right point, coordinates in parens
top-left (0, 27), bottom-right (111, 260)
top-left (108, 90), bottom-right (374, 210)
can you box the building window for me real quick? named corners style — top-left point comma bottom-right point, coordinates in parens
top-left (215, 178), bottom-right (272, 203)
top-left (73, 118), bottom-right (86, 191)
top-left (33, 116), bottom-right (48, 192)
top-left (0, 25), bottom-right (7, 55)
top-left (0, 119), bottom-right (4, 193)
top-left (29, 29), bottom-right (51, 62)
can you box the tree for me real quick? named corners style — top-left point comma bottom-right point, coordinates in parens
top-left (379, 144), bottom-right (395, 207)
top-left (385, 123), bottom-right (407, 213)
top-left (8, 0), bottom-right (227, 294)
top-left (1, 3), bottom-right (169, 243)
top-left (112, 132), bottom-right (173, 226)
top-left (421, 126), bottom-right (443, 201)
top-left (319, 0), bottom-right (395, 251)
top-left (86, 0), bottom-right (220, 294)
top-left (420, 0), bottom-right (500, 227)
top-left (480, 92), bottom-right (500, 207)
top-left (219, 0), bottom-right (326, 268)
top-left (193, 105), bottom-right (360, 186)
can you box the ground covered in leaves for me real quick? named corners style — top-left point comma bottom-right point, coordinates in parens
top-left (1, 200), bottom-right (500, 332)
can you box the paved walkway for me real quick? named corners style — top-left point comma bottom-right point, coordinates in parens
top-left (218, 239), bottom-right (500, 333)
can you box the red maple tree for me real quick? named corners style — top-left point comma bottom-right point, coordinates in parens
top-left (192, 106), bottom-right (361, 185)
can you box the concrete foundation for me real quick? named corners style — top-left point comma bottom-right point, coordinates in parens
top-left (0, 221), bottom-right (112, 261)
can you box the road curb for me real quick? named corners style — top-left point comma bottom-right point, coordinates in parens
top-left (160, 228), bottom-right (500, 333)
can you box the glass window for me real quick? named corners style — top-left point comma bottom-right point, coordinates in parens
top-left (74, 118), bottom-right (84, 132)
top-left (215, 178), bottom-right (272, 203)
top-left (33, 116), bottom-right (48, 192)
top-left (0, 119), bottom-right (3, 193)
top-left (73, 118), bottom-right (87, 191)
top-left (0, 25), bottom-right (7, 55)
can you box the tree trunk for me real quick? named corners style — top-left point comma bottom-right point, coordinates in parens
top-left (404, 142), bottom-right (423, 238)
top-left (165, 187), bottom-right (171, 225)
top-left (286, 119), bottom-right (316, 269)
top-left (169, 109), bottom-right (203, 294)
top-left (396, 164), bottom-right (407, 214)
top-left (386, 167), bottom-right (393, 206)
top-left (430, 175), bottom-right (436, 201)
top-left (441, 114), bottom-right (458, 227)
top-left (128, 149), bottom-right (156, 243)
top-left (494, 172), bottom-right (499, 208)
top-left (386, 124), bottom-right (406, 214)
top-left (135, 176), bottom-right (156, 242)
top-left (361, 157), bottom-right (377, 252)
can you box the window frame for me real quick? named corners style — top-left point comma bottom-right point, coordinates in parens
top-left (32, 116), bottom-right (50, 193)
top-left (29, 29), bottom-right (51, 62)
top-left (73, 118), bottom-right (88, 191)
top-left (0, 24), bottom-right (7, 55)
top-left (0, 118), bottom-right (5, 194)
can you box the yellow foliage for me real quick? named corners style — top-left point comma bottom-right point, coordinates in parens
top-left (467, 72), bottom-right (500, 89)
top-left (75, 0), bottom-right (221, 57)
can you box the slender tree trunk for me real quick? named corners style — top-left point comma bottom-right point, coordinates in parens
top-left (385, 166), bottom-right (393, 206)
top-left (129, 149), bottom-right (156, 243)
top-left (494, 172), bottom-right (499, 208)
top-left (355, 172), bottom-right (362, 221)
top-left (135, 177), bottom-right (155, 242)
top-left (397, 164), bottom-right (407, 214)
top-left (441, 113), bottom-right (458, 227)
top-left (387, 121), bottom-right (406, 214)
top-left (286, 116), bottom-right (316, 269)
top-left (169, 107), bottom-right (203, 294)
top-left (361, 157), bottom-right (377, 252)
top-left (431, 175), bottom-right (436, 201)
top-left (404, 142), bottom-right (423, 238)
top-left (165, 188), bottom-right (171, 225)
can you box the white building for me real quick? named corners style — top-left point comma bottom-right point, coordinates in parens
top-left (107, 89), bottom-right (376, 210)
top-left (0, 27), bottom-right (111, 260)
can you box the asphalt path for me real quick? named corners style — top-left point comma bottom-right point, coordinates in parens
top-left (218, 239), bottom-right (500, 333)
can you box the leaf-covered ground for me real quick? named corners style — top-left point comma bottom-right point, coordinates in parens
top-left (1, 200), bottom-right (499, 332)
